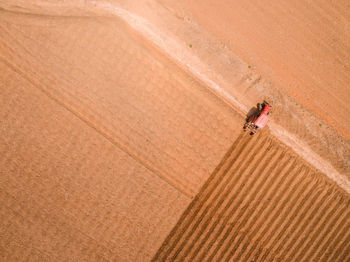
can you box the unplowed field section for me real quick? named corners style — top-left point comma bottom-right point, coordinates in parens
top-left (152, 132), bottom-right (350, 262)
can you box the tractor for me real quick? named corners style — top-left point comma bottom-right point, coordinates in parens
top-left (244, 101), bottom-right (271, 135)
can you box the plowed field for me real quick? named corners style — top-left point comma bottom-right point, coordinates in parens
top-left (0, 6), bottom-right (242, 260)
top-left (0, 1), bottom-right (349, 261)
top-left (153, 131), bottom-right (350, 262)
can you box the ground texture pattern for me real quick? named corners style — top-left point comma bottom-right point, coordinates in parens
top-left (153, 131), bottom-right (350, 262)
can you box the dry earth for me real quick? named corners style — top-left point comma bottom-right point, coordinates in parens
top-left (153, 131), bottom-right (350, 262)
top-left (157, 0), bottom-right (350, 180)
top-left (0, 0), bottom-right (349, 261)
top-left (0, 3), bottom-right (242, 260)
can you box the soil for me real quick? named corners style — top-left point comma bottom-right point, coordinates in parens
top-left (153, 131), bottom-right (350, 261)
top-left (0, 0), bottom-right (349, 261)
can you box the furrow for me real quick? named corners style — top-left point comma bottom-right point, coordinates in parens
top-left (170, 135), bottom-right (269, 261)
top-left (231, 160), bottom-right (303, 261)
top-left (344, 252), bottom-right (350, 262)
top-left (201, 140), bottom-right (280, 260)
top-left (255, 171), bottom-right (320, 261)
top-left (282, 189), bottom-right (337, 260)
top-left (151, 132), bottom-right (250, 261)
top-left (209, 148), bottom-right (288, 262)
top-left (336, 240), bottom-right (350, 262)
top-left (187, 138), bottom-right (275, 261)
top-left (315, 209), bottom-right (350, 261)
top-left (221, 154), bottom-right (295, 262)
top-left (262, 186), bottom-right (329, 261)
top-left (193, 140), bottom-right (279, 262)
top-left (152, 131), bottom-right (350, 262)
top-left (242, 166), bottom-right (309, 262)
top-left (302, 205), bottom-right (348, 262)
top-left (165, 133), bottom-right (260, 260)
top-left (328, 224), bottom-right (350, 262)
top-left (294, 198), bottom-right (346, 261)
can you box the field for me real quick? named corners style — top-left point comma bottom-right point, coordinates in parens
top-left (153, 131), bottom-right (350, 261)
top-left (0, 0), bottom-right (349, 261)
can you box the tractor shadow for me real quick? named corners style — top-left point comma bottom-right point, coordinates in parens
top-left (246, 106), bottom-right (259, 121)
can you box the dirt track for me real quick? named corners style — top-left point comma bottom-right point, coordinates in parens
top-left (162, 0), bottom-right (350, 138)
top-left (153, 131), bottom-right (350, 262)
top-left (122, 0), bottom-right (350, 182)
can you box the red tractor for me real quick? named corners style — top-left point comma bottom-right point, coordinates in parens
top-left (244, 101), bottom-right (271, 135)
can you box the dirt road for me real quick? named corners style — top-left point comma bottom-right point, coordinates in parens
top-left (138, 0), bottom-right (350, 187)
top-left (162, 0), bottom-right (350, 138)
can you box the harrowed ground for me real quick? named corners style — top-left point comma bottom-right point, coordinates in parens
top-left (0, 1), bottom-right (349, 261)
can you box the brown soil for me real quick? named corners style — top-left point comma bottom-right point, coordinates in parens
top-left (0, 4), bottom-right (242, 260)
top-left (163, 0), bottom-right (350, 138)
top-left (139, 0), bottom-right (350, 183)
top-left (153, 131), bottom-right (350, 262)
top-left (1, 0), bottom-right (349, 261)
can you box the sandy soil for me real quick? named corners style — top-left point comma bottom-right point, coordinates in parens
top-left (1, 63), bottom-right (189, 261)
top-left (153, 131), bottom-right (350, 261)
top-left (0, 0), bottom-right (349, 261)
top-left (163, 0), bottom-right (350, 137)
top-left (105, 0), bottom-right (350, 184)
top-left (0, 2), bottom-right (242, 260)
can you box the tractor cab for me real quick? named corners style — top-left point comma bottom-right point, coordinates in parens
top-left (244, 101), bottom-right (271, 135)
